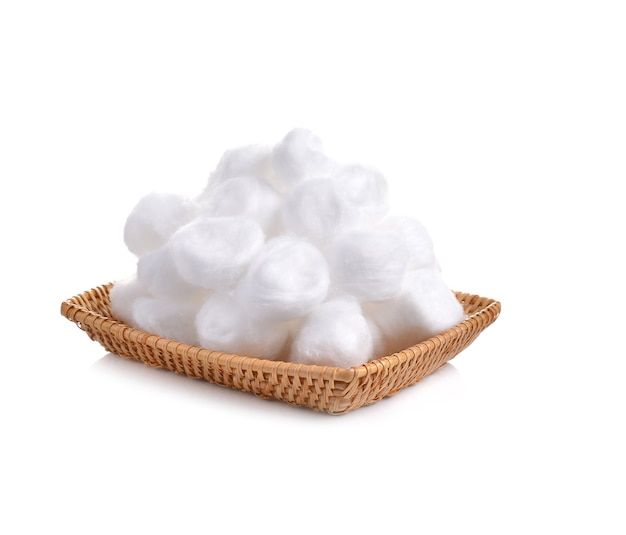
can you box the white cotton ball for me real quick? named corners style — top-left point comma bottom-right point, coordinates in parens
top-left (207, 143), bottom-right (273, 185)
top-left (123, 192), bottom-right (200, 256)
top-left (330, 228), bottom-right (410, 302)
top-left (271, 128), bottom-right (335, 193)
top-left (281, 166), bottom-right (390, 244)
top-left (169, 216), bottom-right (265, 290)
top-left (289, 298), bottom-right (375, 367)
top-left (281, 178), bottom-right (360, 244)
top-left (236, 235), bottom-right (330, 322)
top-left (379, 215), bottom-right (438, 270)
top-left (331, 163), bottom-right (389, 225)
top-left (195, 293), bottom-right (289, 360)
top-left (131, 296), bottom-right (200, 346)
top-left (367, 318), bottom-right (386, 360)
top-left (202, 175), bottom-right (282, 235)
top-left (365, 269), bottom-right (465, 354)
top-left (136, 243), bottom-right (199, 299)
top-left (109, 275), bottom-right (147, 326)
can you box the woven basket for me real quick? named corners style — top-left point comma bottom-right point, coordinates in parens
top-left (60, 283), bottom-right (500, 414)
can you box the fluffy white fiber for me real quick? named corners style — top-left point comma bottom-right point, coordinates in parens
top-left (236, 235), bottom-right (330, 322)
top-left (110, 128), bottom-right (464, 367)
top-left (202, 175), bottom-right (282, 234)
top-left (330, 228), bottom-right (410, 302)
top-left (132, 296), bottom-right (200, 347)
top-left (290, 298), bottom-right (376, 367)
top-left (281, 178), bottom-right (351, 244)
top-left (206, 143), bottom-right (272, 187)
top-left (124, 192), bottom-right (199, 256)
top-left (331, 163), bottom-right (389, 224)
top-left (169, 216), bottom-right (264, 290)
top-left (195, 293), bottom-right (289, 360)
top-left (109, 275), bottom-right (145, 327)
top-left (281, 164), bottom-right (388, 245)
top-left (379, 215), bottom-right (438, 271)
top-left (364, 269), bottom-right (466, 356)
top-left (271, 128), bottom-right (335, 193)
top-left (136, 244), bottom-right (197, 299)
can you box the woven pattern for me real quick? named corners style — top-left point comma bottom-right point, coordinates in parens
top-left (61, 284), bottom-right (500, 414)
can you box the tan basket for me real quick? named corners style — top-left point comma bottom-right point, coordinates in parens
top-left (60, 283), bottom-right (500, 414)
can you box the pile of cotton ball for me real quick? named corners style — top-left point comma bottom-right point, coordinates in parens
top-left (110, 128), bottom-right (465, 367)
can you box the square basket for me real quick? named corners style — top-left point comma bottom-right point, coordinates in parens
top-left (60, 283), bottom-right (500, 414)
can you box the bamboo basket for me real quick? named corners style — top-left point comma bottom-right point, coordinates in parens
top-left (60, 283), bottom-right (500, 414)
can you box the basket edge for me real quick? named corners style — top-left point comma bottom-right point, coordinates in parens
top-left (60, 284), bottom-right (501, 414)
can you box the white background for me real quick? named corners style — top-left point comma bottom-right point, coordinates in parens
top-left (1, 1), bottom-right (624, 533)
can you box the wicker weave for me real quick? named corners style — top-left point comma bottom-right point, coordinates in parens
top-left (60, 283), bottom-right (500, 414)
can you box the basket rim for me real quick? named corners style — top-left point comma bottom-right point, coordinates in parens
top-left (60, 282), bottom-right (501, 384)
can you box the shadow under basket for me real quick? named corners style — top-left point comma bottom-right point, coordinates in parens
top-left (61, 283), bottom-right (501, 415)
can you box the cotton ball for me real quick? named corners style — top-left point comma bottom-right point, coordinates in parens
top-left (123, 192), bottom-right (199, 256)
top-left (331, 163), bottom-right (389, 225)
top-left (195, 293), bottom-right (289, 360)
top-left (136, 243), bottom-right (199, 299)
top-left (271, 128), bottom-right (335, 193)
top-left (289, 298), bottom-right (375, 367)
top-left (330, 228), bottom-right (410, 302)
top-left (109, 275), bottom-right (147, 326)
top-left (236, 235), bottom-right (330, 322)
top-left (132, 296), bottom-right (200, 346)
top-left (169, 216), bottom-right (265, 290)
top-left (365, 269), bottom-right (466, 355)
top-left (379, 215), bottom-right (438, 270)
top-left (207, 143), bottom-right (273, 186)
top-left (367, 318), bottom-right (386, 359)
top-left (282, 166), bottom-right (390, 243)
top-left (281, 178), bottom-right (360, 243)
top-left (202, 175), bottom-right (282, 235)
